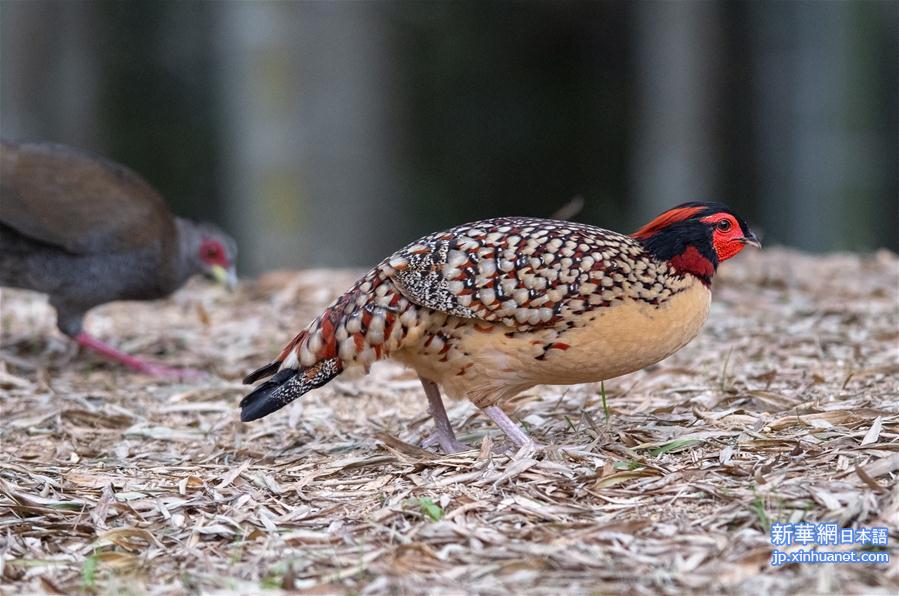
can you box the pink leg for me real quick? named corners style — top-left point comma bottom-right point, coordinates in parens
top-left (420, 377), bottom-right (470, 453)
top-left (482, 405), bottom-right (540, 451)
top-left (74, 332), bottom-right (206, 379)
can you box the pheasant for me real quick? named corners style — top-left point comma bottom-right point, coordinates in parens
top-left (0, 140), bottom-right (237, 376)
top-left (240, 202), bottom-right (759, 451)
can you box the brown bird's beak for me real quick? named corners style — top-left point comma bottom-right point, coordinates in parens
top-left (740, 231), bottom-right (762, 249)
top-left (210, 264), bottom-right (238, 291)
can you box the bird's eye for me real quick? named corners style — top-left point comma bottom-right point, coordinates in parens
top-left (202, 243), bottom-right (222, 259)
top-left (716, 219), bottom-right (732, 232)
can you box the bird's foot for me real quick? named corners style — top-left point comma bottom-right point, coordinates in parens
top-left (75, 332), bottom-right (207, 379)
top-left (489, 438), bottom-right (543, 456)
top-left (513, 439), bottom-right (543, 455)
top-left (421, 432), bottom-right (472, 454)
top-left (423, 432), bottom-right (540, 455)
top-left (482, 405), bottom-right (540, 454)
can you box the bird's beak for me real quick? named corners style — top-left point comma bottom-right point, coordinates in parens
top-left (210, 264), bottom-right (238, 291)
top-left (740, 231), bottom-right (762, 249)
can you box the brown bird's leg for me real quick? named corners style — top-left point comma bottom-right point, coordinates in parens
top-left (419, 376), bottom-right (470, 453)
top-left (74, 332), bottom-right (205, 379)
top-left (482, 405), bottom-right (539, 451)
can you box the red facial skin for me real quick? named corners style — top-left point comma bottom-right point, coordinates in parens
top-left (631, 206), bottom-right (757, 285)
top-left (199, 239), bottom-right (231, 268)
top-left (700, 213), bottom-right (749, 262)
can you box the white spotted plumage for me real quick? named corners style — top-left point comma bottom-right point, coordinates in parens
top-left (260, 216), bottom-right (699, 395)
top-left (242, 206), bottom-right (759, 450)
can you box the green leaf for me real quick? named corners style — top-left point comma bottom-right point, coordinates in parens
top-left (417, 497), bottom-right (444, 522)
top-left (613, 460), bottom-right (643, 471)
top-left (600, 381), bottom-right (609, 422)
top-left (82, 554), bottom-right (98, 588)
top-left (649, 439), bottom-right (699, 457)
top-left (749, 497), bottom-right (770, 533)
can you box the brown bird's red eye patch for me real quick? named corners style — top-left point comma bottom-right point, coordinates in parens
top-left (631, 206), bottom-right (705, 240)
top-left (200, 239), bottom-right (229, 266)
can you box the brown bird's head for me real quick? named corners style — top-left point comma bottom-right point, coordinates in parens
top-left (177, 219), bottom-right (239, 289)
top-left (631, 202), bottom-right (760, 285)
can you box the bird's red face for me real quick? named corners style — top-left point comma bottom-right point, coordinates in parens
top-left (632, 201), bottom-right (760, 285)
top-left (199, 238), bottom-right (231, 268)
top-left (198, 237), bottom-right (238, 289)
top-left (700, 212), bottom-right (760, 262)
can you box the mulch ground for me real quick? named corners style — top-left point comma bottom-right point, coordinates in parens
top-left (1, 248), bottom-right (897, 594)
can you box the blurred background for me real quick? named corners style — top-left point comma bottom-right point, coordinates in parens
top-left (2, 1), bottom-right (897, 274)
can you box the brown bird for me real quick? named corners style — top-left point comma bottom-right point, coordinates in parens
top-left (0, 140), bottom-right (237, 376)
top-left (240, 202), bottom-right (759, 451)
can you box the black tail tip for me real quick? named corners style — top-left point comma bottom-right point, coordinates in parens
top-left (239, 368), bottom-right (297, 422)
top-left (240, 397), bottom-right (285, 422)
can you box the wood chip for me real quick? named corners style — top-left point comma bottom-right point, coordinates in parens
top-left (1, 252), bottom-right (897, 593)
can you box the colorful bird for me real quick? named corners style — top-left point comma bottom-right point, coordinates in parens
top-left (240, 202), bottom-right (759, 451)
top-left (0, 140), bottom-right (237, 376)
